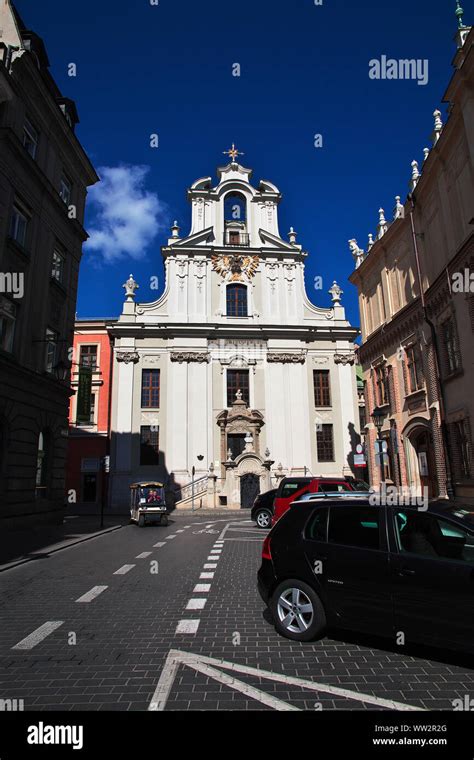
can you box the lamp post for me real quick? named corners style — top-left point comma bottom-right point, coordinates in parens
top-left (371, 406), bottom-right (386, 487)
top-left (191, 456), bottom-right (204, 513)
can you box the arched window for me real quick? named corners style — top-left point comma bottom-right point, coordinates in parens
top-left (224, 193), bottom-right (246, 222)
top-left (227, 284), bottom-right (248, 317)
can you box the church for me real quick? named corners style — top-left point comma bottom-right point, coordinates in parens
top-left (108, 148), bottom-right (361, 510)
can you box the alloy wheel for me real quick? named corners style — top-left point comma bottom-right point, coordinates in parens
top-left (276, 587), bottom-right (314, 634)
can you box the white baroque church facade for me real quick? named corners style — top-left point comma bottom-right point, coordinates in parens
top-left (109, 151), bottom-right (361, 510)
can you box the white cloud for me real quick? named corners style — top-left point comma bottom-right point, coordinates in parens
top-left (85, 165), bottom-right (166, 262)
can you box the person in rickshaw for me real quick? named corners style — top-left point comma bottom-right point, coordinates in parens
top-left (147, 489), bottom-right (159, 503)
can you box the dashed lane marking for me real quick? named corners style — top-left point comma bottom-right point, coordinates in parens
top-left (166, 535), bottom-right (177, 540)
top-left (75, 586), bottom-right (108, 603)
top-left (12, 621), bottom-right (64, 651)
top-left (203, 564), bottom-right (217, 569)
top-left (207, 556), bottom-right (219, 561)
top-left (114, 565), bottom-right (135, 575)
top-left (193, 584), bottom-right (211, 593)
top-left (175, 620), bottom-right (200, 634)
top-left (136, 552), bottom-right (152, 559)
top-left (186, 598), bottom-right (207, 610)
top-left (200, 572), bottom-right (214, 579)
top-left (153, 542), bottom-right (166, 548)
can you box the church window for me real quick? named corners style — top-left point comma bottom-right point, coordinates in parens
top-left (227, 370), bottom-right (249, 407)
top-left (313, 370), bottom-right (331, 407)
top-left (317, 424), bottom-right (335, 462)
top-left (141, 369), bottom-right (160, 408)
top-left (227, 434), bottom-right (246, 459)
top-left (224, 193), bottom-right (246, 222)
top-left (140, 426), bottom-right (160, 465)
top-left (226, 284), bottom-right (248, 317)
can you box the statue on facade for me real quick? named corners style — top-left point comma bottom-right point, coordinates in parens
top-left (123, 274), bottom-right (139, 300)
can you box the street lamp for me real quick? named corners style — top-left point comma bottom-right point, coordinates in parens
top-left (191, 455), bottom-right (204, 513)
top-left (53, 359), bottom-right (69, 382)
top-left (371, 406), bottom-right (386, 486)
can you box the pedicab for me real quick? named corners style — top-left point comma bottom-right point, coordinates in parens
top-left (129, 482), bottom-right (168, 527)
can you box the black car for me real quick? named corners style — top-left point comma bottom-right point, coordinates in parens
top-left (251, 489), bottom-right (277, 529)
top-left (258, 498), bottom-right (474, 653)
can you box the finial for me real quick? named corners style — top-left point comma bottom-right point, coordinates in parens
top-left (264, 447), bottom-right (271, 459)
top-left (423, 147), bottom-right (430, 162)
top-left (377, 208), bottom-right (388, 239)
top-left (329, 280), bottom-right (343, 304)
top-left (432, 110), bottom-right (443, 144)
top-left (410, 160), bottom-right (420, 191)
top-left (456, 1), bottom-right (465, 29)
top-left (123, 274), bottom-right (139, 301)
top-left (393, 196), bottom-right (404, 220)
top-left (288, 227), bottom-right (298, 244)
top-left (226, 448), bottom-right (233, 461)
top-left (223, 143), bottom-right (244, 163)
top-left (367, 233), bottom-right (374, 251)
top-left (171, 220), bottom-right (180, 239)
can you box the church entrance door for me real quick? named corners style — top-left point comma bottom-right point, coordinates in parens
top-left (240, 473), bottom-right (260, 509)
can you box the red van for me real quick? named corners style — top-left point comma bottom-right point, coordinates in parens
top-left (271, 476), bottom-right (368, 525)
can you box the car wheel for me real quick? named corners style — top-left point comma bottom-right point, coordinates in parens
top-left (255, 509), bottom-right (272, 529)
top-left (138, 515), bottom-right (145, 527)
top-left (270, 579), bottom-right (326, 642)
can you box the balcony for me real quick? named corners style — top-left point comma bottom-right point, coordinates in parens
top-left (224, 231), bottom-right (250, 247)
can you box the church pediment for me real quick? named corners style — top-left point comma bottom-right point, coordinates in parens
top-left (258, 228), bottom-right (298, 251)
top-left (169, 226), bottom-right (215, 248)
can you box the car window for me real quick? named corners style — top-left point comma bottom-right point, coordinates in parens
top-left (394, 511), bottom-right (474, 563)
top-left (318, 483), bottom-right (352, 493)
top-left (328, 506), bottom-right (381, 550)
top-left (305, 508), bottom-right (328, 542)
top-left (281, 483), bottom-right (306, 499)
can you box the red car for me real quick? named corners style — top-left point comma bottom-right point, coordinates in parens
top-left (271, 476), bottom-right (369, 526)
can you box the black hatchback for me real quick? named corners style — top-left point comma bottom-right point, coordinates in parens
top-left (258, 498), bottom-right (474, 653)
top-left (251, 488), bottom-right (277, 529)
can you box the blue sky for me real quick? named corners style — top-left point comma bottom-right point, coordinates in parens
top-left (16, 0), bottom-right (469, 327)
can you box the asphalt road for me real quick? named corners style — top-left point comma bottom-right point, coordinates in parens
top-left (1, 511), bottom-right (474, 711)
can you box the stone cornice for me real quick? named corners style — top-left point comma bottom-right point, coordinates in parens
top-left (115, 351), bottom-right (140, 364)
top-left (334, 353), bottom-right (356, 366)
top-left (266, 352), bottom-right (307, 364)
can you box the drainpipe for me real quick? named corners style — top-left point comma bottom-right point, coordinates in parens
top-left (408, 194), bottom-right (454, 498)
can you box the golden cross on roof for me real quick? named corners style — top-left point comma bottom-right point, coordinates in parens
top-left (223, 143), bottom-right (244, 163)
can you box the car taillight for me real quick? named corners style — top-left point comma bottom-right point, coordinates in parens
top-left (262, 535), bottom-right (272, 560)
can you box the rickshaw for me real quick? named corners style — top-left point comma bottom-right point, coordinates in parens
top-left (129, 482), bottom-right (169, 527)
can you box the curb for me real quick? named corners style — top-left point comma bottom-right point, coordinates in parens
top-left (0, 524), bottom-right (123, 574)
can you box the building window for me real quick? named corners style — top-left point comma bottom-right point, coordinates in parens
top-left (79, 345), bottom-right (98, 371)
top-left (23, 118), bottom-right (38, 159)
top-left (35, 431), bottom-right (50, 499)
top-left (224, 193), bottom-right (247, 222)
top-left (141, 369), bottom-right (160, 408)
top-left (359, 405), bottom-right (366, 432)
top-left (442, 317), bottom-right (462, 375)
top-left (0, 299), bottom-right (16, 353)
top-left (226, 284), bottom-right (248, 317)
top-left (51, 250), bottom-right (65, 283)
top-left (317, 424), bottom-right (335, 462)
top-left (140, 426), bottom-right (160, 465)
top-left (405, 345), bottom-right (423, 393)
top-left (59, 175), bottom-right (72, 205)
top-left (227, 434), bottom-right (246, 460)
top-left (45, 328), bottom-right (57, 373)
top-left (313, 370), bottom-right (331, 407)
top-left (452, 419), bottom-right (472, 479)
top-left (227, 369), bottom-right (249, 407)
top-left (9, 204), bottom-right (29, 247)
top-left (374, 365), bottom-right (389, 406)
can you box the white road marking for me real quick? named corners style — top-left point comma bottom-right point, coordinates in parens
top-left (75, 586), bottom-right (108, 603)
top-left (175, 620), bottom-right (200, 634)
top-left (153, 542), bottom-right (166, 548)
top-left (200, 572), bottom-right (214, 579)
top-left (136, 552), bottom-right (152, 559)
top-left (166, 535), bottom-right (177, 540)
top-left (177, 530), bottom-right (185, 533)
top-left (12, 621), bottom-right (64, 650)
top-left (114, 565), bottom-right (135, 575)
top-left (210, 550), bottom-right (221, 554)
top-left (203, 564), bottom-right (217, 569)
top-left (186, 598), bottom-right (207, 610)
top-left (149, 650), bottom-right (425, 712)
top-left (207, 556), bottom-right (219, 562)
top-left (193, 584), bottom-right (211, 593)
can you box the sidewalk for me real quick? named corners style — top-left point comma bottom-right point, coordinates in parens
top-left (0, 514), bottom-right (127, 573)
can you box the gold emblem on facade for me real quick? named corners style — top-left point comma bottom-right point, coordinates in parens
top-left (211, 254), bottom-right (259, 282)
